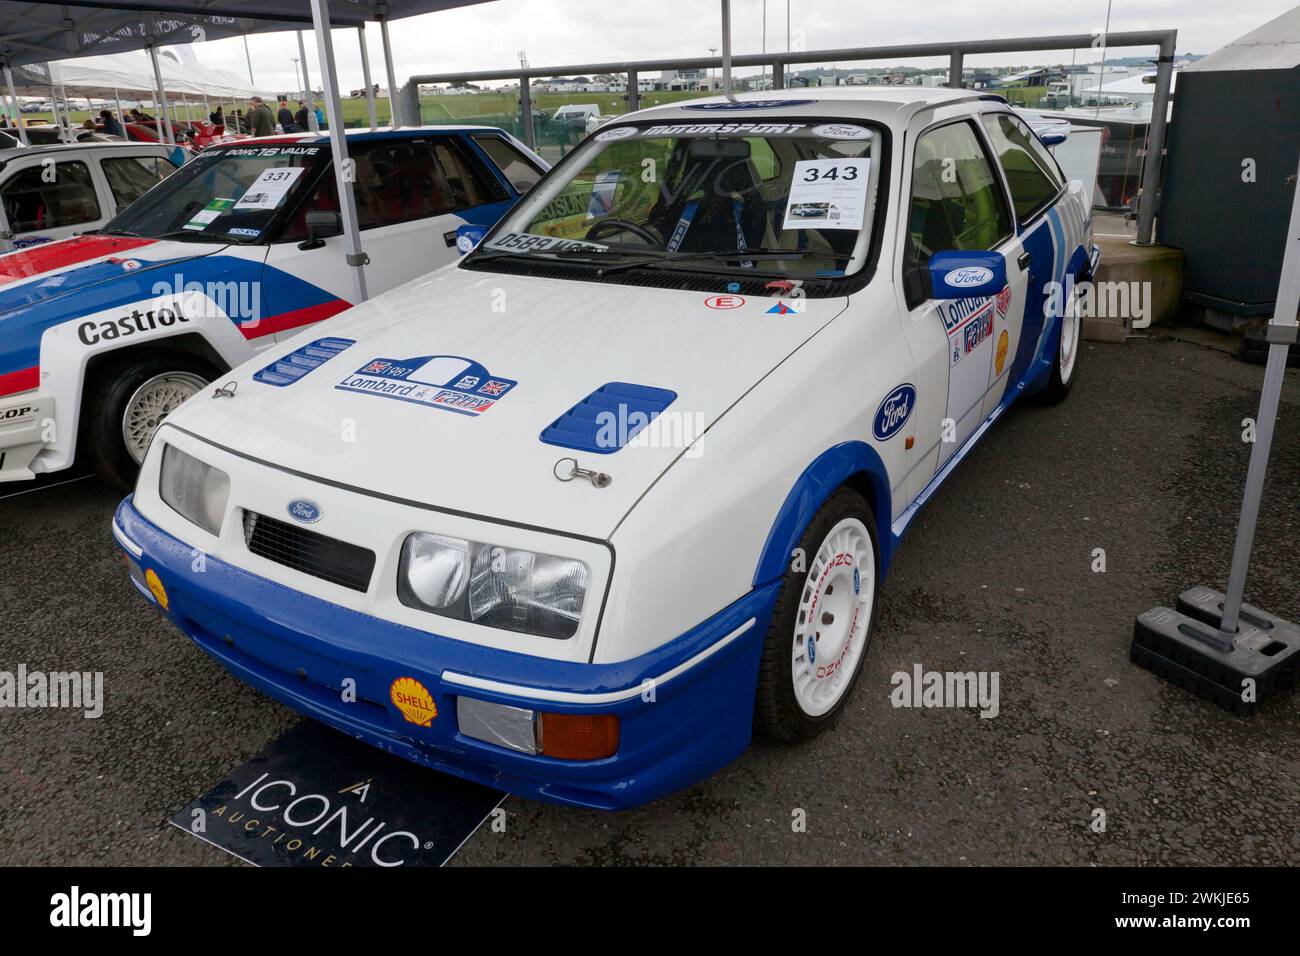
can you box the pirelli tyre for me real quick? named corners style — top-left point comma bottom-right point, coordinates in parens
top-left (84, 350), bottom-right (216, 490)
top-left (755, 486), bottom-right (878, 742)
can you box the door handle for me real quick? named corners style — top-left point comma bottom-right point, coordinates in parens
top-left (1016, 252), bottom-right (1032, 271)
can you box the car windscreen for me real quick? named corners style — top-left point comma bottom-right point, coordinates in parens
top-left (469, 119), bottom-right (882, 282)
top-left (102, 143), bottom-right (329, 243)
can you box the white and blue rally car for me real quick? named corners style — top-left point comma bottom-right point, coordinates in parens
top-left (0, 126), bottom-right (543, 486)
top-left (114, 88), bottom-right (1097, 810)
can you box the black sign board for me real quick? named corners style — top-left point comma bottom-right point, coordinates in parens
top-left (171, 721), bottom-right (505, 867)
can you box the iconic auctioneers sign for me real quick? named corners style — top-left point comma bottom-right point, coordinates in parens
top-left (170, 722), bottom-right (504, 867)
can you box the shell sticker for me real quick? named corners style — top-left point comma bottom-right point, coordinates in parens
top-left (390, 676), bottom-right (437, 727)
top-left (145, 568), bottom-right (169, 610)
top-left (995, 329), bottom-right (1010, 376)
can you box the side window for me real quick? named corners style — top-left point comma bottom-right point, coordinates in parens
top-left (281, 138), bottom-right (511, 239)
top-left (1, 161), bottom-right (101, 233)
top-left (980, 113), bottom-right (1063, 221)
top-left (907, 121), bottom-right (1012, 267)
top-left (101, 156), bottom-right (175, 209)
top-left (471, 135), bottom-right (545, 193)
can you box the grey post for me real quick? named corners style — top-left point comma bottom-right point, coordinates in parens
top-left (1218, 151), bottom-right (1300, 636)
top-left (308, 0), bottom-right (368, 302)
top-left (627, 69), bottom-right (639, 113)
top-left (297, 30), bottom-right (320, 132)
top-left (399, 81), bottom-right (420, 127)
top-left (3, 61), bottom-right (28, 145)
top-left (720, 0), bottom-right (734, 96)
top-left (1134, 30), bottom-right (1177, 246)
top-left (359, 24), bottom-right (378, 129)
top-left (145, 39), bottom-right (174, 145)
top-left (771, 59), bottom-right (784, 90)
top-left (947, 50), bottom-right (964, 88)
top-left (378, 6), bottom-right (401, 127)
top-left (519, 75), bottom-right (534, 149)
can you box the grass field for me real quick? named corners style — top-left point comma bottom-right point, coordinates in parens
top-left (11, 89), bottom-right (712, 135)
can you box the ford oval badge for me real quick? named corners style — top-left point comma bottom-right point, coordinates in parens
top-left (873, 384), bottom-right (916, 441)
top-left (287, 499), bottom-right (322, 523)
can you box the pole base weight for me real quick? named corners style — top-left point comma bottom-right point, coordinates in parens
top-left (1132, 587), bottom-right (1300, 715)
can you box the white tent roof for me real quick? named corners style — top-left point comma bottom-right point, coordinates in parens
top-left (11, 50), bottom-right (267, 100)
top-left (1184, 5), bottom-right (1300, 73)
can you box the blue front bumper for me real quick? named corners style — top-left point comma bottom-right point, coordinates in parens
top-left (115, 498), bottom-right (778, 810)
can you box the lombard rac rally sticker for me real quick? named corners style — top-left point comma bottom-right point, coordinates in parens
top-left (873, 384), bottom-right (916, 441)
top-left (391, 677), bottom-right (437, 727)
top-left (337, 355), bottom-right (516, 417)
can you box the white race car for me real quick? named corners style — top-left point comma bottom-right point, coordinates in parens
top-left (114, 88), bottom-right (1096, 810)
top-left (0, 127), bottom-right (544, 486)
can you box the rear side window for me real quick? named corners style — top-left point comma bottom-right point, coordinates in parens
top-left (472, 135), bottom-right (544, 193)
top-left (282, 138), bottom-right (509, 239)
top-left (1, 161), bottom-right (101, 233)
top-left (907, 120), bottom-right (1012, 265)
top-left (101, 156), bottom-right (175, 209)
top-left (980, 113), bottom-right (1063, 221)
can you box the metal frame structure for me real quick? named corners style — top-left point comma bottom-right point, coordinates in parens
top-left (405, 28), bottom-right (1178, 245)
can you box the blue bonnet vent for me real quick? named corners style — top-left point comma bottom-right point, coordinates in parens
top-left (540, 382), bottom-right (678, 454)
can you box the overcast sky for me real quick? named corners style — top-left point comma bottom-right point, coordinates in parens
top-left (192, 0), bottom-right (1295, 96)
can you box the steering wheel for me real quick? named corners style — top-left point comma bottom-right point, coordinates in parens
top-left (586, 218), bottom-right (661, 246)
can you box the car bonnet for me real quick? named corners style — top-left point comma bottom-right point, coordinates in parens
top-left (165, 265), bottom-right (850, 540)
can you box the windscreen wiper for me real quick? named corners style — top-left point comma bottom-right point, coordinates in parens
top-left (596, 247), bottom-right (810, 275)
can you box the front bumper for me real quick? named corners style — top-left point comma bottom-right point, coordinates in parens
top-left (0, 391), bottom-right (53, 481)
top-left (115, 497), bottom-right (779, 810)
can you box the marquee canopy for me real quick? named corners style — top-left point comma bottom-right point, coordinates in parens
top-left (0, 1), bottom-right (487, 68)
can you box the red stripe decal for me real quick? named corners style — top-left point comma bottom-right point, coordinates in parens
top-left (0, 236), bottom-right (156, 288)
top-left (239, 299), bottom-right (352, 340)
top-left (0, 365), bottom-right (39, 397)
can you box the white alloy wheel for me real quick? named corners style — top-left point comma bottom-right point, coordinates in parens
top-left (791, 516), bottom-right (875, 717)
top-left (121, 371), bottom-right (207, 464)
top-left (1058, 281), bottom-right (1082, 386)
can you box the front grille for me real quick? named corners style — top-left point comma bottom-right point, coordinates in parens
top-left (242, 510), bottom-right (376, 592)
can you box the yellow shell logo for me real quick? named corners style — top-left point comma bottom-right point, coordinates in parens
top-left (390, 676), bottom-right (436, 727)
top-left (995, 329), bottom-right (1009, 376)
top-left (145, 568), bottom-right (169, 610)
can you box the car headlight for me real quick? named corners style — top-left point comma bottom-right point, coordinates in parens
top-left (398, 532), bottom-right (589, 640)
top-left (159, 444), bottom-right (230, 535)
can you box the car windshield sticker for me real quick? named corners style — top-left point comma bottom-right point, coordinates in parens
top-left (681, 99), bottom-right (815, 111)
top-left (485, 231), bottom-right (608, 254)
top-left (587, 170), bottom-right (621, 218)
top-left (812, 123), bottom-right (872, 140)
top-left (234, 166), bottom-right (305, 211)
top-left (253, 337), bottom-right (355, 387)
top-left (183, 197), bottom-right (236, 231)
top-left (639, 122), bottom-right (807, 137)
top-left (783, 158), bottom-right (870, 230)
top-left (336, 355), bottom-right (517, 417)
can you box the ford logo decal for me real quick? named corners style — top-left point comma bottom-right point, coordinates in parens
top-left (946, 266), bottom-right (994, 288)
top-left (873, 384), bottom-right (916, 441)
top-left (287, 499), bottom-right (321, 523)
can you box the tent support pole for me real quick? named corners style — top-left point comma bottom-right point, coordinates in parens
top-left (379, 12), bottom-right (401, 127)
top-left (113, 87), bottom-right (125, 130)
top-left (359, 24), bottom-right (377, 129)
top-left (47, 66), bottom-right (61, 132)
top-left (310, 0), bottom-right (368, 302)
top-left (3, 62), bottom-right (28, 145)
top-left (297, 30), bottom-right (320, 132)
top-left (146, 39), bottom-right (174, 145)
top-left (720, 0), bottom-right (733, 96)
top-left (1217, 151), bottom-right (1300, 636)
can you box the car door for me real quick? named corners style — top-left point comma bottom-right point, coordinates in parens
top-left (0, 154), bottom-right (107, 252)
top-left (264, 134), bottom-right (517, 339)
top-left (978, 111), bottom-right (1070, 390)
top-left (895, 117), bottom-right (1029, 502)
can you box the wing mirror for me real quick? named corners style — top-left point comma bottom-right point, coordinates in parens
top-left (299, 209), bottom-right (342, 250)
top-left (926, 250), bottom-right (1007, 299)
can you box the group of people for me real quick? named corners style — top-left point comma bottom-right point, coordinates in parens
top-left (242, 96), bottom-right (325, 136)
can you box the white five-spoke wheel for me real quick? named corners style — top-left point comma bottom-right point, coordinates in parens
top-left (791, 517), bottom-right (875, 717)
top-left (1058, 280), bottom-right (1081, 386)
top-left (756, 487), bottom-right (878, 742)
top-left (121, 371), bottom-right (208, 465)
